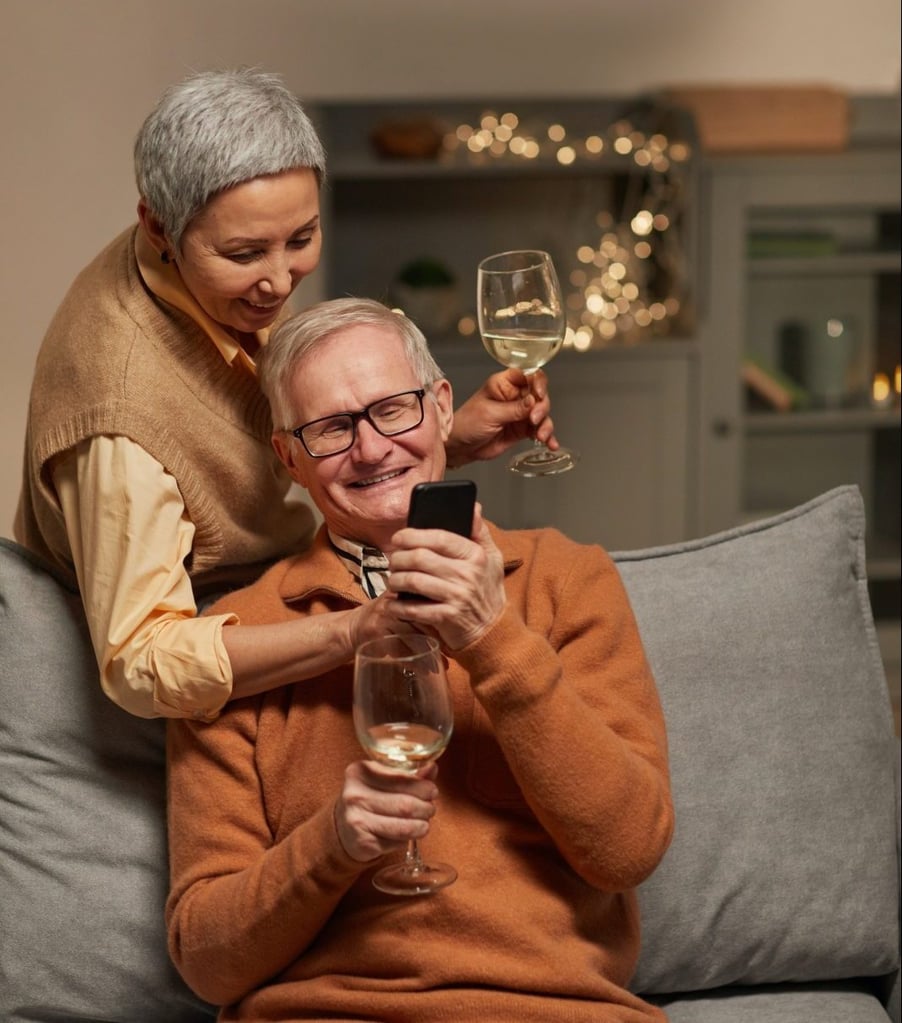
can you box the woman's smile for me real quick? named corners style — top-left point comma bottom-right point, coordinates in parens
top-left (175, 168), bottom-right (322, 335)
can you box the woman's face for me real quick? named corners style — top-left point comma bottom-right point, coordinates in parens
top-left (176, 167), bottom-right (322, 336)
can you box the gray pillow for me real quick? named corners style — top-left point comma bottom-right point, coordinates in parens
top-left (614, 486), bottom-right (899, 994)
top-left (0, 538), bottom-right (213, 1022)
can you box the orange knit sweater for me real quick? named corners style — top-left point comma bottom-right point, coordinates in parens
top-left (166, 524), bottom-right (673, 1022)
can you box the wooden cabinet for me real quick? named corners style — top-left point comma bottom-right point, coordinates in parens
top-left (696, 96), bottom-right (900, 702)
top-left (438, 342), bottom-right (695, 549)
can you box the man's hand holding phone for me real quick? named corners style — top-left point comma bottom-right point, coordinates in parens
top-left (398, 481), bottom-right (476, 600)
top-left (388, 480), bottom-right (506, 650)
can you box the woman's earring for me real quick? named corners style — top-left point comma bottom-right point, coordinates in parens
top-left (160, 250), bottom-right (171, 265)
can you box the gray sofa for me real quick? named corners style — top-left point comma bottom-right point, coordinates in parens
top-left (1, 484), bottom-right (899, 1022)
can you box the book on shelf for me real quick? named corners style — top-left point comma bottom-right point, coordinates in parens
top-left (741, 357), bottom-right (811, 412)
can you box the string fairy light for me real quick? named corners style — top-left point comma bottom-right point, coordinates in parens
top-left (442, 107), bottom-right (693, 347)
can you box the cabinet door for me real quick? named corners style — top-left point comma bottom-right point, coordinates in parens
top-left (440, 346), bottom-right (694, 550)
top-left (699, 149), bottom-right (901, 538)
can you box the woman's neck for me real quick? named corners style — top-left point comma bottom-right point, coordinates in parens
top-left (227, 329), bottom-right (261, 359)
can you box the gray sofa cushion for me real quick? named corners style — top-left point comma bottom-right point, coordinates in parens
top-left (0, 539), bottom-right (213, 1022)
top-left (613, 486), bottom-right (899, 995)
top-left (656, 983), bottom-right (892, 1023)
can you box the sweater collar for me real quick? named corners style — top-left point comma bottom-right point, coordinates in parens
top-left (278, 527), bottom-right (367, 608)
top-left (276, 523), bottom-right (524, 610)
top-left (134, 224), bottom-right (266, 375)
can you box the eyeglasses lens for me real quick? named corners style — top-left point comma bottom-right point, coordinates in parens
top-left (299, 390), bottom-right (425, 456)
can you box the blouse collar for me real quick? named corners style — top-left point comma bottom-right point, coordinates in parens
top-left (134, 223), bottom-right (266, 376)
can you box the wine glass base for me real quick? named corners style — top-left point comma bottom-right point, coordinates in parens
top-left (509, 445), bottom-right (579, 477)
top-left (372, 860), bottom-right (458, 897)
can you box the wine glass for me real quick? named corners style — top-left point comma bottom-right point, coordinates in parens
top-left (477, 249), bottom-right (578, 476)
top-left (353, 634), bottom-right (456, 896)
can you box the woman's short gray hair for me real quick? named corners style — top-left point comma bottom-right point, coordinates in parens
top-left (260, 298), bottom-right (446, 431)
top-left (134, 67), bottom-right (326, 250)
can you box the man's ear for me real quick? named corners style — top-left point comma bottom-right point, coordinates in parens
top-left (432, 378), bottom-right (454, 443)
top-left (271, 432), bottom-right (310, 489)
top-left (137, 200), bottom-right (171, 258)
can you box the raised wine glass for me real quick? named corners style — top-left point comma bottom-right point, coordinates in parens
top-left (353, 634), bottom-right (456, 896)
top-left (477, 249), bottom-right (578, 476)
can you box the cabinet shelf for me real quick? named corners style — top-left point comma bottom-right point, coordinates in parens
top-left (748, 251), bottom-right (901, 278)
top-left (745, 406), bottom-right (901, 434)
top-left (328, 152), bottom-right (660, 183)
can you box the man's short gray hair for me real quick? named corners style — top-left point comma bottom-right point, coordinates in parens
top-left (260, 298), bottom-right (446, 431)
top-left (134, 67), bottom-right (326, 250)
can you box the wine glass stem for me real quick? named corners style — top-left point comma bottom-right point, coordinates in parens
top-left (525, 374), bottom-right (547, 450)
top-left (404, 839), bottom-right (425, 875)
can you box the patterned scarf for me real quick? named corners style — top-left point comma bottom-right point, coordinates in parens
top-left (328, 531), bottom-right (390, 599)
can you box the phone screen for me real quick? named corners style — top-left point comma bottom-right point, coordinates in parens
top-left (399, 480), bottom-right (477, 600)
top-left (406, 480), bottom-right (476, 536)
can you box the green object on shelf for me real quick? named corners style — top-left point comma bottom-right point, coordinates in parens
top-left (391, 258), bottom-right (461, 335)
top-left (742, 355), bottom-right (812, 412)
top-left (397, 258), bottom-right (457, 287)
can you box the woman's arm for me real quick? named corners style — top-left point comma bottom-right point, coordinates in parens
top-left (55, 437), bottom-right (235, 719)
top-left (55, 436), bottom-right (400, 719)
top-left (445, 367), bottom-right (557, 468)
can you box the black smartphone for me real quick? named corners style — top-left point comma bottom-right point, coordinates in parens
top-left (406, 480), bottom-right (476, 535)
top-left (399, 480), bottom-right (477, 600)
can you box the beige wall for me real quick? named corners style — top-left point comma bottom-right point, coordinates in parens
top-left (1, 0), bottom-right (899, 534)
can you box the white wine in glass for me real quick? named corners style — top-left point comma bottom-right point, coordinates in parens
top-left (353, 634), bottom-right (456, 896)
top-left (477, 249), bottom-right (578, 476)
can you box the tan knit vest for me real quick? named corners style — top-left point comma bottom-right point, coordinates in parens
top-left (15, 227), bottom-right (314, 594)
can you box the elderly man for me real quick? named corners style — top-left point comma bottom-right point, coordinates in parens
top-left (166, 297), bottom-right (673, 1022)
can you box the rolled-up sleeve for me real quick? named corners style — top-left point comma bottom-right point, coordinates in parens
top-left (54, 435), bottom-right (236, 720)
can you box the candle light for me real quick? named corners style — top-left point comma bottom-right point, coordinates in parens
top-left (871, 372), bottom-right (893, 409)
top-left (894, 364), bottom-right (901, 397)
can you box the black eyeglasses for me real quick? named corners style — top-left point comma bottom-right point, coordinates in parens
top-left (291, 389), bottom-right (427, 457)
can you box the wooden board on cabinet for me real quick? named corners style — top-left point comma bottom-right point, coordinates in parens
top-left (663, 86), bottom-right (850, 155)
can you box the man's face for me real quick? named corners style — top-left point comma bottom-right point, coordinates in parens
top-left (273, 324), bottom-right (453, 551)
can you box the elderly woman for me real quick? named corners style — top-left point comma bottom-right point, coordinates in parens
top-left (15, 68), bottom-right (555, 722)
